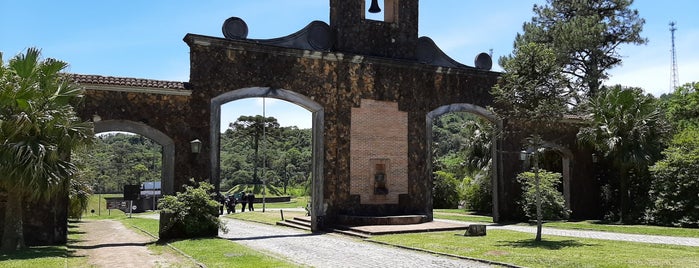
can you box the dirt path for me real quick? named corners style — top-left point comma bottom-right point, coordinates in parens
top-left (73, 219), bottom-right (189, 267)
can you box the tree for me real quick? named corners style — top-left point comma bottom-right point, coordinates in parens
top-left (228, 115), bottom-right (280, 184)
top-left (664, 82), bottom-right (699, 131)
top-left (577, 85), bottom-right (667, 223)
top-left (0, 48), bottom-right (93, 251)
top-left (517, 169), bottom-right (570, 221)
top-left (646, 82), bottom-right (699, 226)
top-left (492, 42), bottom-right (569, 242)
top-left (518, 0), bottom-right (646, 99)
top-left (492, 42), bottom-right (569, 123)
top-left (648, 127), bottom-right (699, 227)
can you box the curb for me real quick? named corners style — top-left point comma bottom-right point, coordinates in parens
top-left (129, 224), bottom-right (207, 268)
top-left (365, 239), bottom-right (523, 268)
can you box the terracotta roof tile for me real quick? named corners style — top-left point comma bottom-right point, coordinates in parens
top-left (69, 74), bottom-right (187, 90)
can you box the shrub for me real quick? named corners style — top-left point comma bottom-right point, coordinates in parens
top-left (460, 173), bottom-right (492, 213)
top-left (517, 169), bottom-right (570, 221)
top-left (647, 127), bottom-right (699, 227)
top-left (158, 180), bottom-right (228, 237)
top-left (433, 171), bottom-right (460, 209)
top-left (68, 178), bottom-right (92, 220)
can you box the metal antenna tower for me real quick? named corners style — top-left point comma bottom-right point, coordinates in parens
top-left (670, 21), bottom-right (679, 91)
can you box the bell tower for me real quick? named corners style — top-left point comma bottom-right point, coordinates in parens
top-left (330, 0), bottom-right (419, 59)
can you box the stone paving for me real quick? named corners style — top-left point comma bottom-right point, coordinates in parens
top-left (218, 218), bottom-right (496, 268)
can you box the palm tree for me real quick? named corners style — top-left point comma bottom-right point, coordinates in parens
top-left (577, 85), bottom-right (667, 223)
top-left (0, 48), bottom-right (93, 251)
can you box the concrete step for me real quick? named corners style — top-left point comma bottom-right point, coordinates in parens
top-left (291, 216), bottom-right (312, 224)
top-left (276, 220), bottom-right (311, 231)
top-left (277, 216), bottom-right (313, 231)
top-left (326, 228), bottom-right (372, 239)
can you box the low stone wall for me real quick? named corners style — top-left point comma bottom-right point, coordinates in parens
top-left (337, 214), bottom-right (427, 225)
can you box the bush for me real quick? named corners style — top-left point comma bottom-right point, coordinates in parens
top-left (647, 127), bottom-right (699, 227)
top-left (517, 169), bottom-right (570, 221)
top-left (433, 171), bottom-right (460, 209)
top-left (158, 180), bottom-right (228, 237)
top-left (68, 179), bottom-right (92, 220)
top-left (460, 173), bottom-right (492, 213)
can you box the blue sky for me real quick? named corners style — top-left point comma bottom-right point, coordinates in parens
top-left (2, 1), bottom-right (697, 130)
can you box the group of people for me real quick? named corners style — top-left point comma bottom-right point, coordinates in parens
top-left (218, 192), bottom-right (256, 215)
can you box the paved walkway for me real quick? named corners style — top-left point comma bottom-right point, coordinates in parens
top-left (218, 218), bottom-right (495, 267)
top-left (437, 219), bottom-right (699, 247)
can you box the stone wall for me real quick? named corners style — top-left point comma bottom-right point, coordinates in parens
top-left (79, 89), bottom-right (205, 192)
top-left (0, 191), bottom-right (68, 246)
top-left (184, 33), bottom-right (500, 223)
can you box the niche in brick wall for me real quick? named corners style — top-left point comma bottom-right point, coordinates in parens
top-left (371, 159), bottom-right (389, 195)
top-left (350, 99), bottom-right (408, 205)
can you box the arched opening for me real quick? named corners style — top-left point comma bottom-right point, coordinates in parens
top-left (365, 0), bottom-right (397, 22)
top-left (219, 98), bottom-right (312, 212)
top-left (520, 142), bottom-right (573, 212)
top-left (93, 120), bottom-right (175, 196)
top-left (540, 143), bottom-right (573, 211)
top-left (426, 103), bottom-right (502, 222)
top-left (211, 87), bottom-right (324, 231)
top-left (73, 120), bottom-right (175, 235)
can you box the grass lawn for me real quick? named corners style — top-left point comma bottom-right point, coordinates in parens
top-left (433, 209), bottom-right (699, 238)
top-left (254, 196), bottom-right (309, 210)
top-left (0, 246), bottom-right (71, 268)
top-left (0, 221), bottom-right (88, 268)
top-left (122, 217), bottom-right (299, 267)
top-left (370, 229), bottom-right (699, 268)
top-left (169, 238), bottom-right (299, 268)
top-left (541, 220), bottom-right (699, 238)
top-left (82, 193), bottom-right (128, 219)
top-left (433, 209), bottom-right (494, 223)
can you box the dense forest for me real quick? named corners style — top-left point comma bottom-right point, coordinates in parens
top-left (220, 115), bottom-right (312, 194)
top-left (74, 133), bottom-right (163, 193)
top-left (431, 113), bottom-right (494, 212)
top-left (72, 116), bottom-right (313, 196)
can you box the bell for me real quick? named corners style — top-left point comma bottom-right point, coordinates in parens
top-left (368, 0), bottom-right (381, 13)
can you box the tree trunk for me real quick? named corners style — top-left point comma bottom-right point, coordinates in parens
top-left (618, 168), bottom-right (628, 223)
top-left (534, 152), bottom-right (542, 242)
top-left (252, 136), bottom-right (259, 183)
top-left (2, 189), bottom-right (25, 251)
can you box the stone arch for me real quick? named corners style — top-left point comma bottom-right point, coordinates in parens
top-left (540, 142), bottom-right (574, 211)
top-left (210, 87), bottom-right (325, 230)
top-left (93, 120), bottom-right (176, 195)
top-left (426, 103), bottom-right (503, 222)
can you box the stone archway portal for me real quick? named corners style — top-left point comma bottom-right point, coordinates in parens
top-left (426, 103), bottom-right (503, 222)
top-left (93, 120), bottom-right (176, 196)
top-left (211, 87), bottom-right (324, 231)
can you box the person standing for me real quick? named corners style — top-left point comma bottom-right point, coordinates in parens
top-left (239, 192), bottom-right (247, 212)
top-left (216, 192), bottom-right (225, 215)
top-left (247, 192), bottom-right (255, 211)
top-left (226, 195), bottom-right (235, 214)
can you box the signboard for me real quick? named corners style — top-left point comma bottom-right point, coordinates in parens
top-left (123, 185), bottom-right (140, 201)
top-left (106, 200), bottom-right (128, 211)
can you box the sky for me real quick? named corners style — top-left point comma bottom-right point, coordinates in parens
top-left (2, 0), bottom-right (697, 130)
